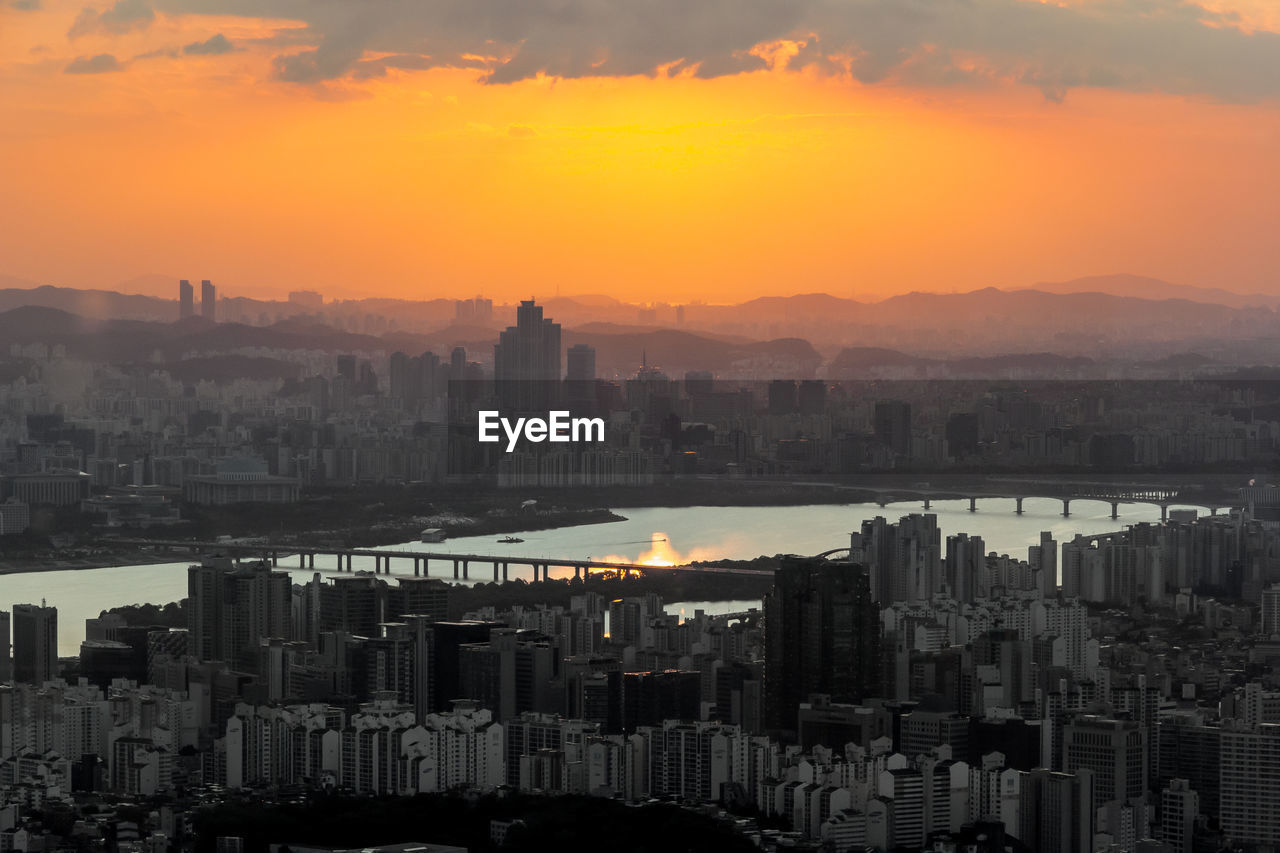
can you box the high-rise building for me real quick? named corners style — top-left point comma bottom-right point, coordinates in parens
top-left (768, 380), bottom-right (797, 416)
top-left (1155, 716), bottom-right (1220, 816)
top-left (1030, 531), bottom-right (1059, 597)
top-left (874, 400), bottom-right (912, 456)
top-left (566, 344), bottom-right (596, 382)
top-left (0, 611), bottom-right (10, 681)
top-left (1063, 715), bottom-right (1146, 812)
top-left (178, 279), bottom-right (194, 319)
top-left (764, 555), bottom-right (882, 733)
top-left (1220, 723), bottom-right (1280, 845)
top-left (566, 344), bottom-right (597, 415)
top-left (336, 354), bottom-right (357, 383)
top-left (945, 532), bottom-right (985, 603)
top-left (458, 628), bottom-right (559, 722)
top-left (187, 556), bottom-right (291, 671)
top-left (319, 575), bottom-right (387, 638)
top-left (1018, 768), bottom-right (1094, 853)
top-left (1160, 778), bottom-right (1198, 853)
top-left (1261, 583), bottom-right (1280, 637)
top-left (12, 603), bottom-right (57, 684)
top-left (494, 300), bottom-right (562, 414)
top-left (201, 280), bottom-right (216, 321)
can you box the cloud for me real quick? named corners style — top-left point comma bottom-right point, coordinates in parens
top-left (65, 53), bottom-right (125, 73)
top-left (150, 0), bottom-right (1280, 101)
top-left (10, 0), bottom-right (41, 10)
top-left (183, 33), bottom-right (233, 54)
top-left (68, 0), bottom-right (154, 38)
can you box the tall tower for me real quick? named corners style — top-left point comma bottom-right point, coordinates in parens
top-left (201, 279), bottom-right (216, 321)
top-left (187, 555), bottom-right (291, 671)
top-left (12, 603), bottom-right (57, 684)
top-left (566, 344), bottom-right (597, 415)
top-left (566, 344), bottom-right (596, 382)
top-left (179, 279), bottom-right (194, 319)
top-left (763, 555), bottom-right (881, 734)
top-left (0, 610), bottom-right (10, 682)
top-left (493, 300), bottom-right (562, 414)
top-left (874, 400), bottom-right (912, 456)
top-left (1063, 715), bottom-right (1146, 813)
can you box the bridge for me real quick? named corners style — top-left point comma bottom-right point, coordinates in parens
top-left (796, 478), bottom-right (1235, 520)
top-left (104, 538), bottom-right (776, 581)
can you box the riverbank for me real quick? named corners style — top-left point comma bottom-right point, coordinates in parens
top-left (0, 505), bottom-right (626, 574)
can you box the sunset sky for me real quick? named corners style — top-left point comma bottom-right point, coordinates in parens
top-left (2, 0), bottom-right (1278, 303)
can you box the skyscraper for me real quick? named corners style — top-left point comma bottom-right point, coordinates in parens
top-left (201, 279), bottom-right (216, 321)
top-left (494, 300), bottom-right (561, 414)
top-left (1030, 531), bottom-right (1059, 597)
top-left (566, 343), bottom-right (596, 382)
top-left (1160, 778), bottom-right (1198, 853)
top-left (1063, 715), bottom-right (1146, 813)
top-left (874, 400), bottom-right (912, 456)
top-left (1262, 583), bottom-right (1280, 637)
top-left (566, 343), bottom-right (597, 415)
top-left (764, 555), bottom-right (881, 733)
top-left (1220, 723), bottom-right (1280, 845)
top-left (187, 556), bottom-right (291, 671)
top-left (178, 279), bottom-right (194, 319)
top-left (0, 611), bottom-right (10, 682)
top-left (12, 603), bottom-right (57, 684)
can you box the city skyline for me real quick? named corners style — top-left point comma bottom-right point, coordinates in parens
top-left (3, 1), bottom-right (1280, 849)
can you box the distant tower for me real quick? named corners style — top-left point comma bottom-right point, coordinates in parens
top-left (0, 610), bottom-right (10, 682)
top-left (201, 280), bottom-right (216, 321)
top-left (12, 603), bottom-right (57, 684)
top-left (566, 344), bottom-right (597, 415)
top-left (493, 300), bottom-right (562, 413)
top-left (874, 400), bottom-right (912, 456)
top-left (566, 344), bottom-right (596, 382)
top-left (179, 280), bottom-right (194, 319)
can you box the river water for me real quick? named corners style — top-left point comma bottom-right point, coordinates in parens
top-left (0, 498), bottom-right (1194, 655)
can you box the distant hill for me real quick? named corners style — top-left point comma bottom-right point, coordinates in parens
top-left (562, 328), bottom-right (823, 377)
top-left (0, 285), bottom-right (174, 321)
top-left (1020, 274), bottom-right (1280, 308)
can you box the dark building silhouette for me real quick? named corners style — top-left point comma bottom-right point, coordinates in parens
top-left (12, 603), bottom-right (57, 684)
top-left (336, 354), bottom-right (357, 382)
top-left (178, 279), bottom-right (194, 319)
top-left (946, 412), bottom-right (980, 458)
top-left (621, 669), bottom-right (700, 732)
top-left (566, 343), bottom-right (597, 415)
top-left (494, 300), bottom-right (561, 414)
top-left (764, 555), bottom-right (882, 734)
top-left (768, 380), bottom-right (797, 415)
top-left (874, 400), bottom-right (912, 456)
top-left (797, 380), bottom-right (826, 415)
top-left (200, 279), bottom-right (216, 321)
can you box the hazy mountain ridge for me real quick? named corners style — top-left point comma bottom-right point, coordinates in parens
top-left (1021, 273), bottom-right (1280, 308)
top-left (3, 276), bottom-right (1279, 364)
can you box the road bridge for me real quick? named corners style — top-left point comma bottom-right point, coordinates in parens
top-left (104, 539), bottom-right (775, 580)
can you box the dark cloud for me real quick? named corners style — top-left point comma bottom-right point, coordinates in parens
top-left (65, 53), bottom-right (125, 73)
top-left (149, 0), bottom-right (1280, 101)
top-left (350, 53), bottom-right (435, 80)
top-left (183, 33), bottom-right (233, 54)
top-left (10, 0), bottom-right (41, 10)
top-left (68, 0), bottom-right (154, 39)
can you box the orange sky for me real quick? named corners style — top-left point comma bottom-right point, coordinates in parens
top-left (1, 0), bottom-right (1278, 303)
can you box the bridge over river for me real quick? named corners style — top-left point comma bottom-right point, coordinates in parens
top-left (796, 476), bottom-right (1237, 520)
top-left (105, 538), bottom-right (776, 582)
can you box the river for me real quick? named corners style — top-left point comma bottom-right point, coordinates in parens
top-left (0, 497), bottom-right (1196, 655)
